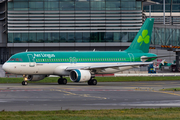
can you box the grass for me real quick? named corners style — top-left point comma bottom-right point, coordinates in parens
top-left (160, 88), bottom-right (180, 91)
top-left (0, 108), bottom-right (180, 120)
top-left (1, 76), bottom-right (180, 84)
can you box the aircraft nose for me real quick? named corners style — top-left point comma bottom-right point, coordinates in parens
top-left (2, 63), bottom-right (9, 72)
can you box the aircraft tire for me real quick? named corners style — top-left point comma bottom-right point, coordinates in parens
top-left (92, 79), bottom-right (97, 85)
top-left (22, 81), bottom-right (28, 85)
top-left (58, 78), bottom-right (67, 85)
top-left (22, 81), bottom-right (25, 85)
top-left (88, 80), bottom-right (92, 85)
top-left (58, 78), bottom-right (63, 84)
top-left (62, 78), bottom-right (67, 85)
top-left (88, 79), bottom-right (97, 85)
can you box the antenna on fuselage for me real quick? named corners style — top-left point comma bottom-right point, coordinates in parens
top-left (26, 49), bottom-right (28, 52)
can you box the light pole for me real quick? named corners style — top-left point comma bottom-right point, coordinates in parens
top-left (163, 0), bottom-right (165, 24)
top-left (149, 5), bottom-right (151, 18)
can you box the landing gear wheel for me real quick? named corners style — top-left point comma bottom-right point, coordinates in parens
top-left (58, 78), bottom-right (62, 84)
top-left (88, 79), bottom-right (97, 85)
top-left (62, 78), bottom-right (67, 85)
top-left (22, 81), bottom-right (28, 85)
top-left (58, 78), bottom-right (67, 85)
top-left (88, 80), bottom-right (92, 85)
top-left (92, 79), bottom-right (97, 85)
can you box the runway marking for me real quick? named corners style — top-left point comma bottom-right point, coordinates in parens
top-left (52, 89), bottom-right (107, 100)
top-left (52, 89), bottom-right (135, 92)
top-left (153, 91), bottom-right (180, 97)
top-left (130, 85), bottom-right (163, 87)
top-left (134, 88), bottom-right (180, 97)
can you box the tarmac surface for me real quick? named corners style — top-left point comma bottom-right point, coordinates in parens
top-left (0, 81), bottom-right (180, 111)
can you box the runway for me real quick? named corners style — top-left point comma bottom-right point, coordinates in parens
top-left (0, 81), bottom-right (180, 111)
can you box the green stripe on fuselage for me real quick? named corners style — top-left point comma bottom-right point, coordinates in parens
top-left (7, 51), bottom-right (157, 63)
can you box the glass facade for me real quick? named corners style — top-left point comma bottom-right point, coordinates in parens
top-left (151, 25), bottom-right (180, 46)
top-left (144, 0), bottom-right (180, 12)
top-left (8, 0), bottom-right (142, 43)
top-left (143, 1), bottom-right (180, 25)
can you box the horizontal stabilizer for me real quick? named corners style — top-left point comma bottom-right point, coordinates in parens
top-left (141, 55), bottom-right (175, 62)
top-left (141, 55), bottom-right (175, 59)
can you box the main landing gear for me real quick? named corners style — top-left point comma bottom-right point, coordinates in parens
top-left (22, 81), bottom-right (28, 85)
top-left (88, 79), bottom-right (97, 85)
top-left (58, 76), bottom-right (67, 85)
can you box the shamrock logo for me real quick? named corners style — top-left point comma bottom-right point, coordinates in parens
top-left (137, 30), bottom-right (150, 46)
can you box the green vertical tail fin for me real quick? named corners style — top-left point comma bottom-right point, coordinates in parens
top-left (125, 18), bottom-right (154, 53)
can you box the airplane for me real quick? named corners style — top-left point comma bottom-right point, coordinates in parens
top-left (3, 18), bottom-right (157, 86)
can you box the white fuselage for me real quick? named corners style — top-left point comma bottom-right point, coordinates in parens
top-left (3, 62), bottom-right (137, 75)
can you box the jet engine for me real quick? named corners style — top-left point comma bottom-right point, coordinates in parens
top-left (69, 69), bottom-right (91, 82)
top-left (24, 75), bottom-right (47, 81)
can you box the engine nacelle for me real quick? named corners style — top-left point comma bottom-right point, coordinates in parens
top-left (24, 75), bottom-right (46, 81)
top-left (69, 69), bottom-right (91, 82)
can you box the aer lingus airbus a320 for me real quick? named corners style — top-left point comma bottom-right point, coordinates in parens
top-left (3, 18), bottom-right (157, 85)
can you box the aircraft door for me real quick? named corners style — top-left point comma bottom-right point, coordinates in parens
top-left (128, 53), bottom-right (134, 62)
top-left (27, 54), bottom-right (36, 67)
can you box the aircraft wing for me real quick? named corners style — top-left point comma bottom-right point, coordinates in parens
top-left (65, 62), bottom-right (153, 71)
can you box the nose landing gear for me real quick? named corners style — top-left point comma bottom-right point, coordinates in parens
top-left (22, 81), bottom-right (28, 85)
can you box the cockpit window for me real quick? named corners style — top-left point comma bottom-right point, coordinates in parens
top-left (19, 58), bottom-right (23, 61)
top-left (9, 58), bottom-right (23, 62)
top-left (16, 58), bottom-right (19, 61)
top-left (9, 58), bottom-right (15, 61)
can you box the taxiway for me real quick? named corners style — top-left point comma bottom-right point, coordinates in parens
top-left (0, 81), bottom-right (180, 111)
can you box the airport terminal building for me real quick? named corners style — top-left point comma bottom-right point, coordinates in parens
top-left (0, 0), bottom-right (180, 63)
